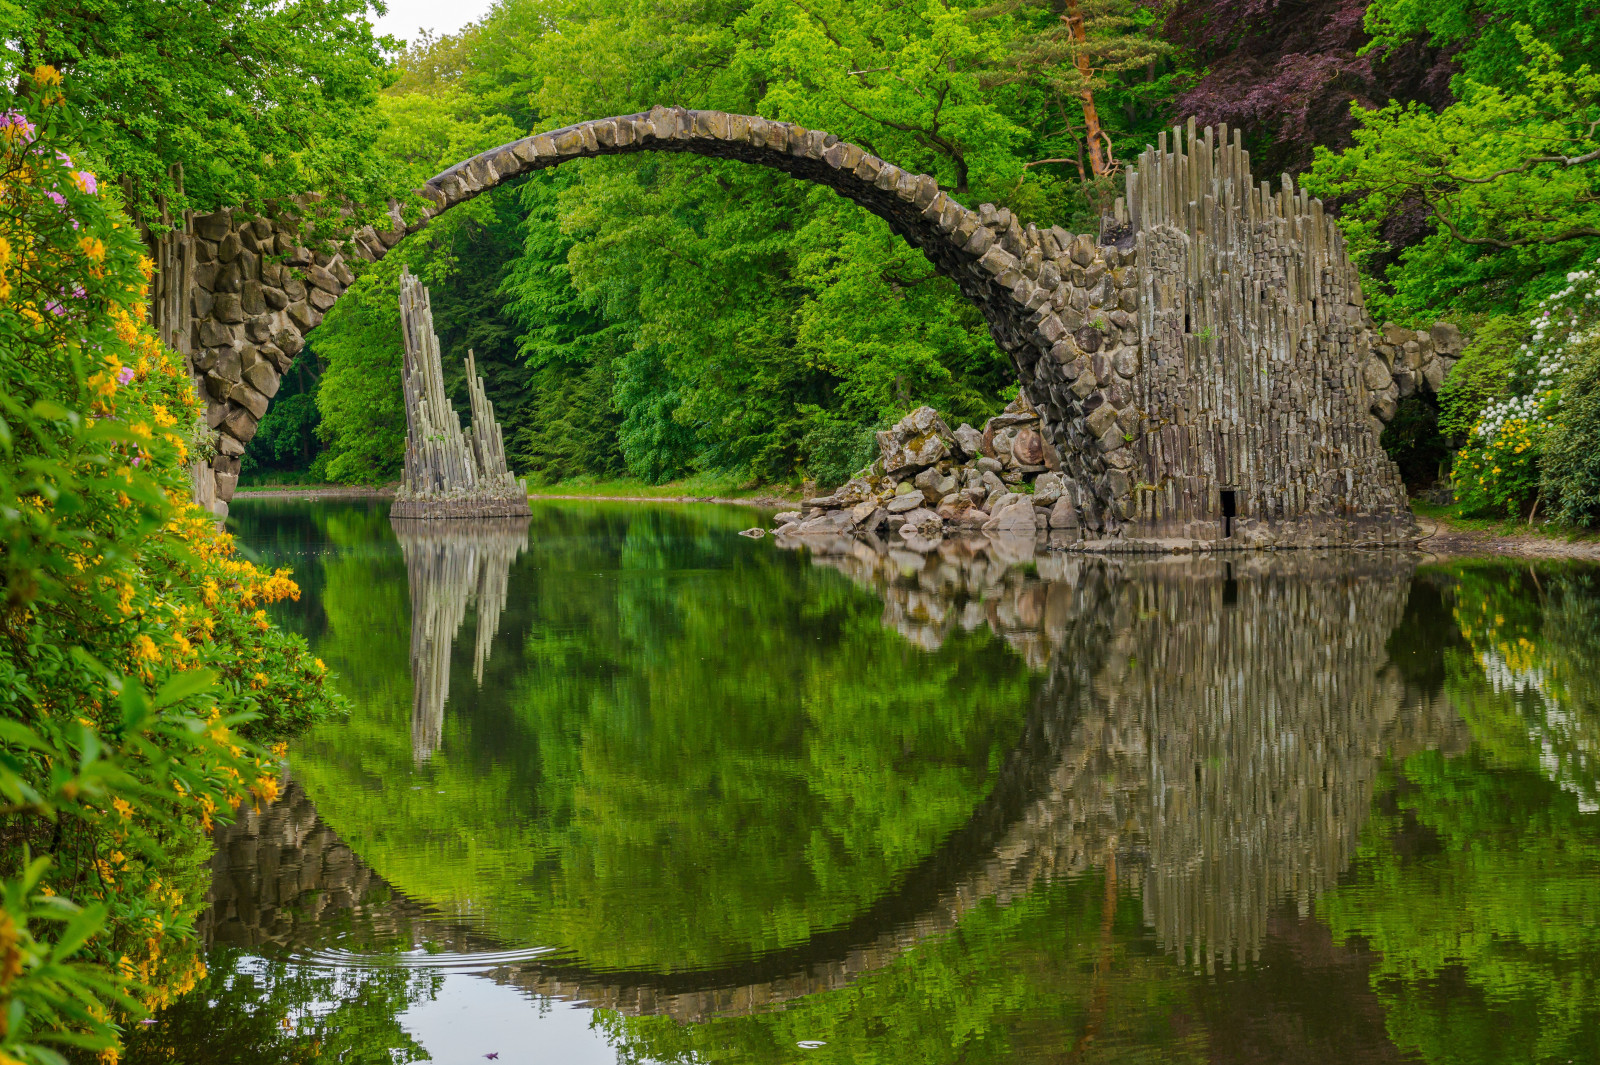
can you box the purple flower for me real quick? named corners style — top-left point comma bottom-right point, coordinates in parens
top-left (78, 171), bottom-right (97, 195)
top-left (0, 111), bottom-right (35, 143)
top-left (44, 300), bottom-right (64, 316)
top-left (131, 455), bottom-right (143, 467)
top-left (117, 366), bottom-right (135, 385)
top-left (46, 190), bottom-right (65, 208)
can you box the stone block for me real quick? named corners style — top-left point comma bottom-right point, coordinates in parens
top-left (1112, 348), bottom-right (1138, 377)
top-left (1431, 321), bottom-right (1463, 355)
top-left (1422, 357), bottom-right (1448, 392)
top-left (304, 264), bottom-right (341, 294)
top-left (308, 287), bottom-right (338, 312)
top-left (287, 301), bottom-right (318, 331)
top-left (1361, 357), bottom-right (1391, 391)
top-left (193, 211), bottom-right (230, 241)
top-left (241, 280), bottom-right (267, 316)
top-left (264, 286), bottom-right (289, 311)
top-left (216, 260), bottom-right (242, 293)
top-left (222, 405), bottom-right (258, 443)
top-left (229, 382), bottom-right (270, 419)
top-left (1085, 403), bottom-right (1118, 439)
top-left (217, 231), bottom-right (243, 263)
top-left (199, 319), bottom-right (235, 347)
top-left (212, 293), bottom-right (244, 323)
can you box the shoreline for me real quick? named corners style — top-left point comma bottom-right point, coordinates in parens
top-left (231, 485), bottom-right (793, 508)
top-left (229, 489), bottom-right (1600, 560)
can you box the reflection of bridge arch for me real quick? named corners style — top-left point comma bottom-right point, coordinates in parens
top-left (206, 547), bottom-right (1464, 1020)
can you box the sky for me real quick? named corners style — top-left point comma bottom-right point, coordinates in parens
top-left (371, 0), bottom-right (499, 45)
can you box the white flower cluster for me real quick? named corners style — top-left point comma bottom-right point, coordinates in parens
top-left (1470, 255), bottom-right (1600, 442)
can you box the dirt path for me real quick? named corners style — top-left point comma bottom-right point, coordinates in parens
top-left (1414, 516), bottom-right (1600, 562)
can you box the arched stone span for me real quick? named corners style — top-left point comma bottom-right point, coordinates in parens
top-left (163, 105), bottom-right (1119, 514)
top-left (162, 111), bottom-right (1426, 545)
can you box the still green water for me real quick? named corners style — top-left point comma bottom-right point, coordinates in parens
top-left (126, 499), bottom-right (1600, 1065)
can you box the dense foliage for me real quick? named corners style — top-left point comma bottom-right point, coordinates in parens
top-left (0, 77), bottom-right (340, 1061)
top-left (0, 0), bottom-right (409, 230)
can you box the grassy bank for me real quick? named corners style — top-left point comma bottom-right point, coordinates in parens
top-left (524, 473), bottom-right (800, 505)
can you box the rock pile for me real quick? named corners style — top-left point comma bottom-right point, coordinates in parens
top-left (774, 393), bottom-right (1091, 549)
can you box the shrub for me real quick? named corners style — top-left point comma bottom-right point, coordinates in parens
top-left (0, 73), bottom-right (342, 1061)
top-left (1452, 258), bottom-right (1599, 517)
top-left (799, 410), bottom-right (881, 491)
top-left (1543, 333), bottom-right (1600, 525)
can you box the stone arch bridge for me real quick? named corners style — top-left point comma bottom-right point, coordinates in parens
top-left (153, 109), bottom-right (1451, 545)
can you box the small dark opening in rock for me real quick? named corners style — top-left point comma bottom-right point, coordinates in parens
top-left (1220, 489), bottom-right (1237, 538)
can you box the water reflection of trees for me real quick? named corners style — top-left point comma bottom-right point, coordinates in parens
top-left (205, 504), bottom-right (1600, 1064)
top-left (390, 516), bottom-right (529, 760)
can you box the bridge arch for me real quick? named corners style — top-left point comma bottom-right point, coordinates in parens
top-left (166, 112), bottom-right (1425, 546)
top-left (162, 106), bottom-right (1129, 519)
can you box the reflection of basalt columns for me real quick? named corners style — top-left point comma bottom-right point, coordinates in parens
top-left (393, 268), bottom-right (530, 519)
top-left (788, 537), bottom-right (1460, 968)
top-left (392, 516), bottom-right (530, 761)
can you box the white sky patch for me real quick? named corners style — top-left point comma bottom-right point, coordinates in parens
top-left (370, 0), bottom-right (499, 46)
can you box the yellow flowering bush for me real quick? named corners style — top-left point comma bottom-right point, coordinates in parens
top-left (0, 73), bottom-right (342, 1062)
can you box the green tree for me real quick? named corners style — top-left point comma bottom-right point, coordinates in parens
top-left (2, 0), bottom-right (408, 227)
top-left (1307, 29), bottom-right (1600, 319)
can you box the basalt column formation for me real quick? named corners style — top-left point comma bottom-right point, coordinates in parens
top-left (1119, 120), bottom-right (1417, 545)
top-left (393, 268), bottom-right (530, 519)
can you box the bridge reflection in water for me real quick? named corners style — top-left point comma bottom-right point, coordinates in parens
top-left (202, 528), bottom-right (1465, 1022)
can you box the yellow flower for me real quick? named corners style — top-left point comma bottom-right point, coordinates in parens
top-left (79, 235), bottom-right (106, 263)
top-left (32, 65), bottom-right (62, 89)
top-left (151, 404), bottom-right (177, 428)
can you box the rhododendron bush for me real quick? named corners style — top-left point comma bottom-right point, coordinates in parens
top-left (0, 71), bottom-right (342, 1062)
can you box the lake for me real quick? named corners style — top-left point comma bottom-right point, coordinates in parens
top-left (124, 499), bottom-right (1600, 1064)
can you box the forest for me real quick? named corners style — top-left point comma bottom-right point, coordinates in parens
top-left (206, 0), bottom-right (1600, 516)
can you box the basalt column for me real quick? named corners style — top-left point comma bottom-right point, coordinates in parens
top-left (1122, 120), bottom-right (1417, 546)
top-left (393, 268), bottom-right (531, 519)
